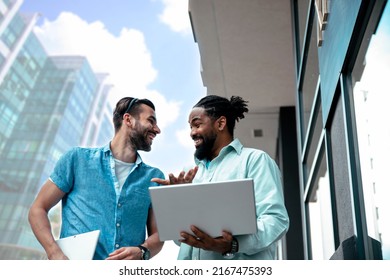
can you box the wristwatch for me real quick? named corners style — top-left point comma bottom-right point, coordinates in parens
top-left (222, 237), bottom-right (239, 259)
top-left (137, 245), bottom-right (150, 260)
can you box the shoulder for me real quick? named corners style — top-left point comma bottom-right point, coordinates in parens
top-left (59, 146), bottom-right (103, 162)
top-left (63, 146), bottom-right (97, 154)
top-left (231, 139), bottom-right (270, 159)
top-left (240, 146), bottom-right (268, 158)
top-left (240, 147), bottom-right (278, 166)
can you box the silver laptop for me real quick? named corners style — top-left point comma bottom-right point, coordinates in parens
top-left (149, 178), bottom-right (257, 241)
top-left (56, 230), bottom-right (100, 260)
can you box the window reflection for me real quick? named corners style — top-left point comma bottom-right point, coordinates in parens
top-left (308, 148), bottom-right (334, 259)
top-left (353, 2), bottom-right (390, 260)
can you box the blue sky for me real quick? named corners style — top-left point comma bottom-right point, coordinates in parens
top-left (20, 0), bottom-right (206, 177)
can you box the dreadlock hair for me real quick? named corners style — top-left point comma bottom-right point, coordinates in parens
top-left (193, 95), bottom-right (249, 136)
top-left (112, 97), bottom-right (155, 132)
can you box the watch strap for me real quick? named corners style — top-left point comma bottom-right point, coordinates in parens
top-left (222, 237), bottom-right (239, 259)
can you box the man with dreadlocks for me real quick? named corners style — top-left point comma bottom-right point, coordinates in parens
top-left (155, 95), bottom-right (289, 260)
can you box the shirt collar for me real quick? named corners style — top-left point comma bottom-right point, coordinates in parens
top-left (194, 138), bottom-right (243, 165)
top-left (229, 138), bottom-right (243, 154)
top-left (103, 143), bottom-right (111, 154)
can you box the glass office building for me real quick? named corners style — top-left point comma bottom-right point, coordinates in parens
top-left (0, 0), bottom-right (113, 259)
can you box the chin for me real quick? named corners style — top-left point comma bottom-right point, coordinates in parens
top-left (141, 145), bottom-right (152, 152)
top-left (194, 150), bottom-right (207, 161)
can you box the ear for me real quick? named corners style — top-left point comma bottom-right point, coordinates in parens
top-left (123, 113), bottom-right (134, 128)
top-left (216, 116), bottom-right (227, 131)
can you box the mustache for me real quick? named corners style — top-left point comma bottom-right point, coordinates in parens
top-left (147, 130), bottom-right (157, 137)
top-left (192, 135), bottom-right (203, 141)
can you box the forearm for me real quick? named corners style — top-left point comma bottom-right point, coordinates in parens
top-left (28, 206), bottom-right (64, 259)
top-left (142, 232), bottom-right (164, 258)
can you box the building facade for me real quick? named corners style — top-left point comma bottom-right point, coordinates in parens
top-left (189, 0), bottom-right (389, 259)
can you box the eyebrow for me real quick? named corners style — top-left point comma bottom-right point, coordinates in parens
top-left (189, 115), bottom-right (202, 124)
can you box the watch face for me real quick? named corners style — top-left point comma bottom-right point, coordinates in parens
top-left (143, 249), bottom-right (150, 260)
top-left (138, 245), bottom-right (150, 260)
top-left (223, 252), bottom-right (235, 259)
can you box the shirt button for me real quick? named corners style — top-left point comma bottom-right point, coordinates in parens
top-left (118, 203), bottom-right (121, 207)
top-left (116, 223), bottom-right (120, 227)
top-left (115, 244), bottom-right (119, 248)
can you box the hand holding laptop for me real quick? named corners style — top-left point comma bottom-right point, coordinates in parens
top-left (179, 225), bottom-right (236, 254)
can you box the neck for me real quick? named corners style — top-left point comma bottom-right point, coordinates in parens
top-left (209, 135), bottom-right (233, 160)
top-left (110, 133), bottom-right (137, 163)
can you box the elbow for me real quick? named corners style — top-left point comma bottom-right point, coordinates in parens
top-left (27, 204), bottom-right (35, 226)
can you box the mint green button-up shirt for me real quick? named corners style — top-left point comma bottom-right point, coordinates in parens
top-left (177, 138), bottom-right (289, 260)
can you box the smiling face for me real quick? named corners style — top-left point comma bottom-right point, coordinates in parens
top-left (129, 104), bottom-right (160, 152)
top-left (188, 107), bottom-right (219, 160)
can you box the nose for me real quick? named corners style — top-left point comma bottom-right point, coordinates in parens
top-left (154, 124), bottom-right (161, 134)
top-left (190, 127), bottom-right (196, 138)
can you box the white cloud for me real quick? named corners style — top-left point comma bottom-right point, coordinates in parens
top-left (145, 89), bottom-right (182, 131)
top-left (33, 12), bottom-right (180, 130)
top-left (159, 0), bottom-right (191, 35)
top-left (176, 127), bottom-right (193, 148)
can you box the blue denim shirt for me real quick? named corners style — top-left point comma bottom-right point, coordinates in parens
top-left (178, 138), bottom-right (289, 260)
top-left (50, 143), bottom-right (164, 260)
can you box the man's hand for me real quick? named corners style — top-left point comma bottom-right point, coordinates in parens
top-left (47, 250), bottom-right (69, 260)
top-left (106, 246), bottom-right (142, 260)
top-left (151, 166), bottom-right (198, 185)
top-left (179, 225), bottom-right (233, 254)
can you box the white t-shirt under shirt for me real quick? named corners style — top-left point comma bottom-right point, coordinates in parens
top-left (113, 158), bottom-right (135, 195)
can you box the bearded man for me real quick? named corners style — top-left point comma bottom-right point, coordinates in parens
top-left (154, 95), bottom-right (290, 260)
top-left (29, 97), bottom-right (165, 260)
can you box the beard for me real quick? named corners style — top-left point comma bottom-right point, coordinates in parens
top-left (194, 132), bottom-right (217, 161)
top-left (129, 122), bottom-right (153, 152)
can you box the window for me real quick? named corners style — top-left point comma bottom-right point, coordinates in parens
top-left (352, 1), bottom-right (390, 259)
